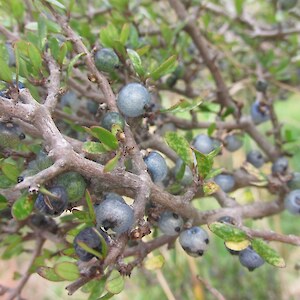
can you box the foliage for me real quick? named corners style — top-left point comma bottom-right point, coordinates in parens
top-left (1, 0), bottom-right (300, 299)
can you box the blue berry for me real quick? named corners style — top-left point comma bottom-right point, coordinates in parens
top-left (179, 227), bottom-right (209, 257)
top-left (74, 227), bottom-right (108, 261)
top-left (214, 174), bottom-right (235, 193)
top-left (173, 159), bottom-right (193, 186)
top-left (101, 112), bottom-right (125, 131)
top-left (284, 190), bottom-right (300, 214)
top-left (60, 91), bottom-right (80, 111)
top-left (224, 133), bottom-right (243, 152)
top-left (158, 211), bottom-right (183, 236)
top-left (251, 100), bottom-right (270, 125)
top-left (193, 134), bottom-right (214, 154)
top-left (144, 151), bottom-right (168, 183)
top-left (103, 192), bottom-right (125, 203)
top-left (95, 197), bottom-right (134, 234)
top-left (246, 150), bottom-right (264, 168)
top-left (239, 247), bottom-right (264, 271)
top-left (288, 172), bottom-right (300, 190)
top-left (271, 157), bottom-right (288, 175)
top-left (117, 83), bottom-right (151, 117)
top-left (86, 100), bottom-right (98, 114)
top-left (255, 80), bottom-right (268, 93)
top-left (94, 48), bottom-right (119, 73)
top-left (34, 186), bottom-right (68, 217)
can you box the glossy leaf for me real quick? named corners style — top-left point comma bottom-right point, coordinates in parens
top-left (120, 23), bottom-right (130, 45)
top-left (37, 266), bottom-right (65, 282)
top-left (251, 239), bottom-right (286, 268)
top-left (127, 49), bottom-right (145, 77)
top-left (45, 0), bottom-right (66, 10)
top-left (28, 43), bottom-right (42, 70)
top-left (144, 255), bottom-right (165, 270)
top-left (165, 132), bottom-right (193, 167)
top-left (0, 56), bottom-right (13, 82)
top-left (67, 52), bottom-right (86, 79)
top-left (87, 126), bottom-right (119, 151)
top-left (12, 194), bottom-right (35, 221)
top-left (104, 151), bottom-right (121, 173)
top-left (105, 270), bottom-right (124, 294)
top-left (0, 194), bottom-right (8, 210)
top-left (54, 262), bottom-right (80, 281)
top-left (85, 190), bottom-right (96, 225)
top-left (82, 141), bottom-right (107, 154)
top-left (208, 222), bottom-right (248, 242)
top-left (150, 55), bottom-right (177, 80)
top-left (160, 98), bottom-right (202, 114)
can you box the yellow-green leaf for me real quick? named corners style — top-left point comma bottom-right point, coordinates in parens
top-left (144, 255), bottom-right (165, 270)
top-left (105, 270), bottom-right (124, 295)
top-left (37, 266), bottom-right (65, 282)
top-left (251, 239), bottom-right (286, 268)
top-left (12, 194), bottom-right (35, 221)
top-left (54, 262), bottom-right (80, 281)
top-left (208, 222), bottom-right (248, 242)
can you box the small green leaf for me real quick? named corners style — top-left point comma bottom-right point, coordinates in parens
top-left (72, 209), bottom-right (90, 221)
top-left (100, 24), bottom-right (119, 48)
top-left (160, 98), bottom-right (202, 114)
top-left (144, 255), bottom-right (165, 270)
top-left (12, 194), bottom-right (35, 221)
top-left (85, 190), bottom-right (96, 225)
top-left (208, 222), bottom-right (248, 242)
top-left (127, 49), bottom-right (145, 77)
top-left (192, 149), bottom-right (213, 179)
top-left (54, 262), bottom-right (80, 281)
top-left (67, 52), bottom-right (86, 79)
top-left (88, 126), bottom-right (119, 151)
top-left (120, 23), bottom-right (130, 45)
top-left (0, 56), bottom-right (13, 82)
top-left (165, 132), bottom-right (193, 167)
top-left (136, 45), bottom-right (150, 56)
top-left (104, 152), bottom-right (121, 173)
top-left (28, 43), bottom-right (42, 70)
top-left (98, 293), bottom-right (114, 300)
top-left (207, 123), bottom-right (216, 136)
top-left (251, 239), bottom-right (286, 268)
top-left (58, 43), bottom-right (68, 65)
top-left (150, 55), bottom-right (177, 80)
top-left (82, 141), bottom-right (107, 154)
top-left (105, 270), bottom-right (124, 295)
top-left (37, 266), bottom-right (65, 282)
top-left (0, 194), bottom-right (8, 210)
top-left (203, 181), bottom-right (219, 196)
top-left (45, 0), bottom-right (66, 10)
top-left (2, 163), bottom-right (20, 182)
top-left (77, 240), bottom-right (104, 260)
top-left (205, 168), bottom-right (224, 180)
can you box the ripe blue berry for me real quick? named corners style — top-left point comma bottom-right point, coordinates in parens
top-left (284, 189), bottom-right (300, 214)
top-left (117, 83), bottom-right (151, 117)
top-left (193, 134), bottom-right (214, 154)
top-left (95, 197), bottom-right (134, 234)
top-left (173, 159), bottom-right (193, 186)
top-left (94, 48), bottom-right (119, 73)
top-left (158, 211), bottom-right (183, 236)
top-left (239, 247), bottom-right (264, 271)
top-left (101, 112), bottom-right (125, 131)
top-left (86, 100), bottom-right (98, 114)
top-left (214, 174), bottom-right (235, 193)
top-left (179, 227), bottom-right (209, 257)
top-left (74, 227), bottom-right (108, 261)
top-left (246, 150), bottom-right (264, 168)
top-left (251, 100), bottom-right (270, 125)
top-left (60, 91), bottom-right (80, 111)
top-left (271, 157), bottom-right (288, 175)
top-left (35, 186), bottom-right (68, 217)
top-left (103, 192), bottom-right (125, 203)
top-left (224, 133), bottom-right (243, 152)
top-left (144, 151), bottom-right (168, 183)
top-left (288, 172), bottom-right (300, 190)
